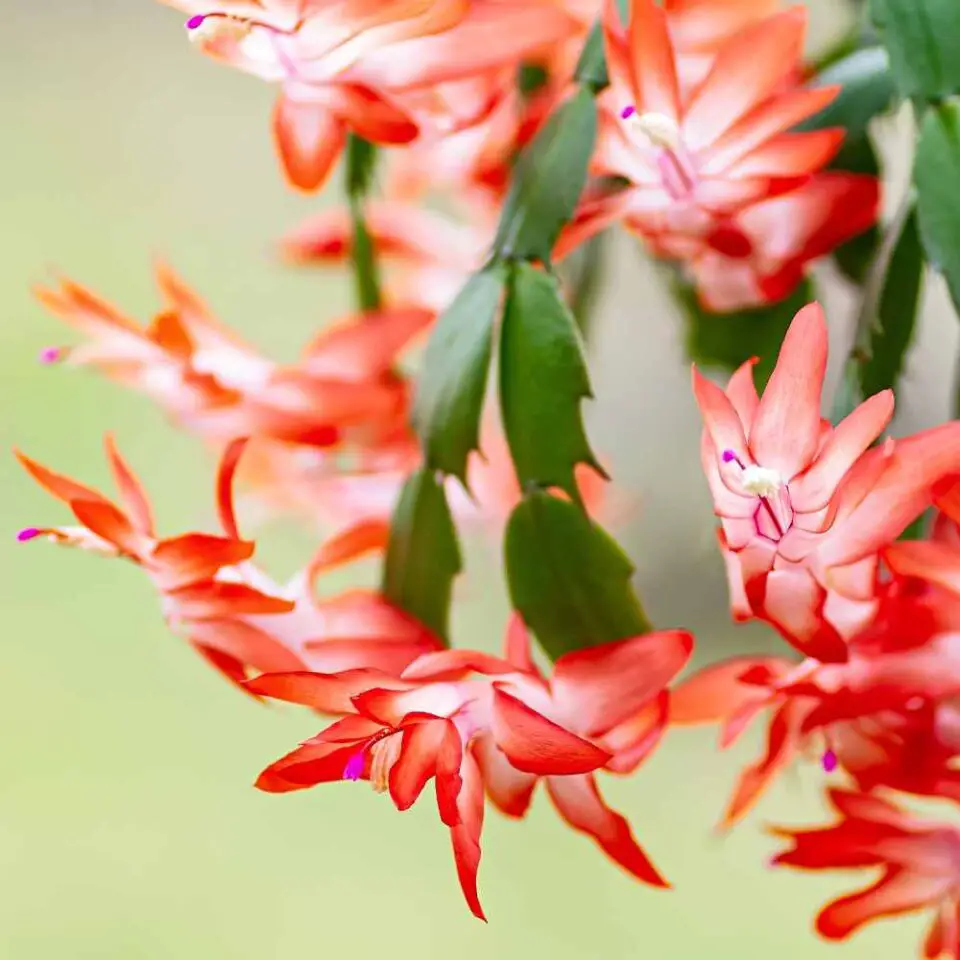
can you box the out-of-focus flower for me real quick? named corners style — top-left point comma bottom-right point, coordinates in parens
top-left (554, 0), bottom-right (880, 309)
top-left (234, 416), bottom-right (615, 538)
top-left (583, 2), bottom-right (842, 246)
top-left (16, 439), bottom-right (440, 692)
top-left (167, 0), bottom-right (470, 190)
top-left (772, 789), bottom-right (960, 958)
top-left (669, 577), bottom-right (960, 825)
top-left (166, 0), bottom-right (583, 191)
top-left (249, 616), bottom-right (693, 917)
top-left (693, 303), bottom-right (960, 662)
top-left (35, 264), bottom-right (429, 452)
top-left (281, 200), bottom-right (488, 312)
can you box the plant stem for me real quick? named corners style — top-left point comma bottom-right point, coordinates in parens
top-left (344, 134), bottom-right (382, 312)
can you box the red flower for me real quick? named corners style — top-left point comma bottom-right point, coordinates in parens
top-left (249, 616), bottom-right (693, 917)
top-left (670, 581), bottom-right (960, 826)
top-left (16, 439), bottom-right (440, 692)
top-left (693, 302), bottom-right (960, 662)
top-left (772, 789), bottom-right (960, 958)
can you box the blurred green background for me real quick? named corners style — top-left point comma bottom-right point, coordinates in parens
top-left (3, 2), bottom-right (957, 957)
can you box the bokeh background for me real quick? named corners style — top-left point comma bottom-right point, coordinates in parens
top-left (3, 2), bottom-right (958, 957)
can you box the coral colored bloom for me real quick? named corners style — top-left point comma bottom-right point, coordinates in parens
top-left (582, 2), bottom-right (845, 248)
top-left (166, 0), bottom-right (471, 190)
top-left (772, 789), bottom-right (960, 958)
top-left (35, 264), bottom-right (429, 452)
top-left (693, 303), bottom-right (960, 662)
top-left (16, 439), bottom-right (440, 692)
top-left (249, 616), bottom-right (692, 916)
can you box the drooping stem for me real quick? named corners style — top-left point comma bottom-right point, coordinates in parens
top-left (344, 134), bottom-right (382, 312)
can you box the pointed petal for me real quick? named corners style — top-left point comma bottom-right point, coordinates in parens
top-left (722, 699), bottom-right (805, 828)
top-left (727, 358), bottom-right (760, 424)
top-left (692, 365), bottom-right (750, 461)
top-left (791, 391), bottom-right (895, 511)
top-left (626, 0), bottom-right (681, 119)
top-left (307, 520), bottom-right (391, 576)
top-left (166, 580), bottom-right (296, 618)
top-left (245, 668), bottom-right (398, 713)
top-left (103, 435), bottom-right (155, 536)
top-left (491, 687), bottom-right (611, 775)
top-left (273, 94), bottom-right (346, 193)
top-left (70, 499), bottom-right (143, 557)
top-left (817, 868), bottom-right (950, 940)
top-left (503, 614), bottom-right (539, 676)
top-left (601, 690), bottom-right (669, 774)
top-left (669, 656), bottom-right (787, 724)
top-left (189, 618), bottom-right (305, 674)
top-left (152, 534), bottom-right (256, 584)
top-left (471, 735), bottom-right (537, 818)
top-left (885, 541), bottom-right (960, 595)
top-left (552, 630), bottom-right (694, 737)
top-left (389, 718), bottom-right (449, 811)
top-left (16, 451), bottom-right (111, 508)
top-left (683, 8), bottom-right (807, 151)
top-left (546, 773), bottom-right (669, 887)
top-left (448, 750), bottom-right (486, 921)
top-left (749, 303), bottom-right (828, 477)
top-left (216, 438), bottom-right (249, 541)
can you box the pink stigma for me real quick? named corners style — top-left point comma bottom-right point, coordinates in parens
top-left (186, 14), bottom-right (207, 29)
top-left (621, 105), bottom-right (636, 120)
top-left (38, 346), bottom-right (62, 365)
top-left (821, 749), bottom-right (838, 773)
top-left (17, 528), bottom-right (41, 542)
top-left (721, 449), bottom-right (737, 463)
top-left (343, 751), bottom-right (365, 782)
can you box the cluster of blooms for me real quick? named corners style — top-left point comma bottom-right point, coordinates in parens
top-left (19, 0), bottom-right (960, 953)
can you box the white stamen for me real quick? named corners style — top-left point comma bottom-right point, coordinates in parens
top-left (741, 465), bottom-right (783, 498)
top-left (369, 734), bottom-right (402, 794)
top-left (188, 16), bottom-right (253, 47)
top-left (627, 112), bottom-right (682, 151)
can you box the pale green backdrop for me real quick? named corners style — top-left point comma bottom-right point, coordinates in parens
top-left (1, 2), bottom-right (954, 957)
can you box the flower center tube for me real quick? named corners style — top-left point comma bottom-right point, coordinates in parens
top-left (621, 106), bottom-right (697, 201)
top-left (722, 449), bottom-right (793, 541)
top-left (342, 729), bottom-right (403, 794)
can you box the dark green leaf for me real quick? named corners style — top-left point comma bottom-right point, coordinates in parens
top-left (797, 47), bottom-right (894, 140)
top-left (494, 87), bottom-right (598, 263)
top-left (499, 262), bottom-right (603, 504)
top-left (505, 491), bottom-right (652, 661)
top-left (382, 469), bottom-right (461, 643)
top-left (915, 101), bottom-right (960, 314)
top-left (344, 134), bottom-right (378, 198)
top-left (899, 509), bottom-right (932, 541)
top-left (859, 212), bottom-right (923, 397)
top-left (870, 0), bottom-right (960, 102)
top-left (828, 135), bottom-right (882, 284)
top-left (413, 266), bottom-right (506, 484)
top-left (675, 276), bottom-right (816, 389)
top-left (344, 135), bottom-right (382, 311)
top-left (572, 1), bottom-right (628, 91)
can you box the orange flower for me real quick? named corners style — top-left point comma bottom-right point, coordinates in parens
top-left (36, 263), bottom-right (428, 452)
top-left (16, 438), bottom-right (440, 692)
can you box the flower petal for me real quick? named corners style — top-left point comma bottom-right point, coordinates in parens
top-left (273, 94), bottom-right (346, 193)
top-left (491, 687), bottom-right (611, 775)
top-left (471, 735), bottom-right (537, 818)
top-left (552, 630), bottom-right (694, 737)
top-left (817, 868), bottom-right (950, 940)
top-left (669, 656), bottom-right (787, 724)
top-left (748, 303), bottom-right (828, 478)
top-left (104, 434), bottom-right (155, 536)
top-left (448, 750), bottom-right (486, 921)
top-left (246, 669), bottom-right (401, 713)
top-left (546, 773), bottom-right (669, 887)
